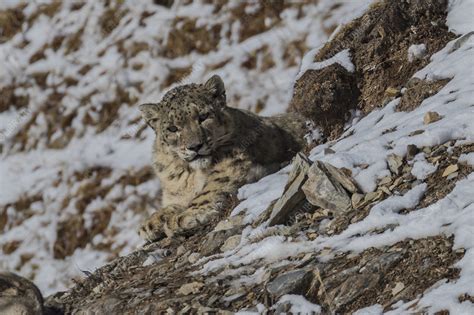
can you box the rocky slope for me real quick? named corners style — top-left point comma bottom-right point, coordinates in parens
top-left (2, 0), bottom-right (474, 314)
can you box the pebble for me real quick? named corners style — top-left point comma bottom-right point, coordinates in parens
top-left (177, 282), bottom-right (204, 296)
top-left (406, 144), bottom-right (419, 160)
top-left (442, 164), bottom-right (458, 177)
top-left (423, 111), bottom-right (442, 124)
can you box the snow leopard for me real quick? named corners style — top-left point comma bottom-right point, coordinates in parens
top-left (138, 75), bottom-right (308, 241)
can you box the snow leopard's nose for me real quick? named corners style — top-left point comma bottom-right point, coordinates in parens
top-left (187, 143), bottom-right (203, 152)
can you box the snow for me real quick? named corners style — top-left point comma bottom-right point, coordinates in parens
top-left (230, 167), bottom-right (290, 224)
top-left (407, 43), bottom-right (427, 62)
top-left (296, 48), bottom-right (354, 81)
top-left (274, 294), bottom-right (322, 314)
top-left (353, 304), bottom-right (383, 315)
top-left (447, 0), bottom-right (474, 34)
top-left (459, 152), bottom-right (474, 166)
top-left (411, 154), bottom-right (438, 180)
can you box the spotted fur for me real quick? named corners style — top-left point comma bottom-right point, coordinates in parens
top-left (138, 75), bottom-right (307, 241)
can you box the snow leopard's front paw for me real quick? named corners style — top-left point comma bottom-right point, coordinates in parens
top-left (166, 207), bottom-right (220, 236)
top-left (138, 205), bottom-right (182, 242)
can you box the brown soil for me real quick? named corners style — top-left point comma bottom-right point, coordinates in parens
top-left (162, 67), bottom-right (192, 88)
top-left (418, 143), bottom-right (474, 209)
top-left (0, 85), bottom-right (29, 113)
top-left (397, 78), bottom-right (451, 112)
top-left (230, 1), bottom-right (286, 43)
top-left (27, 2), bottom-right (61, 25)
top-left (100, 7), bottom-right (127, 36)
top-left (0, 5), bottom-right (26, 44)
top-left (347, 236), bottom-right (462, 314)
top-left (95, 87), bottom-right (137, 133)
top-left (160, 18), bottom-right (222, 58)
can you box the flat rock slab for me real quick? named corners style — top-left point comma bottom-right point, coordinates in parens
top-left (268, 153), bottom-right (313, 226)
top-left (302, 161), bottom-right (351, 213)
top-left (266, 268), bottom-right (313, 297)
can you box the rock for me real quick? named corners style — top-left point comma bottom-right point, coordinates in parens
top-left (379, 176), bottom-right (392, 186)
top-left (324, 163), bottom-right (359, 193)
top-left (200, 227), bottom-right (241, 256)
top-left (409, 129), bottom-right (425, 136)
top-left (322, 250), bottom-right (405, 311)
top-left (324, 148), bottom-right (336, 155)
top-left (176, 245), bottom-right (186, 256)
top-left (351, 193), bottom-right (365, 209)
top-left (177, 282), bottom-right (204, 296)
top-left (329, 273), bottom-right (380, 308)
top-left (423, 111), bottom-right (442, 124)
top-left (380, 186), bottom-right (391, 195)
top-left (385, 86), bottom-right (399, 97)
top-left (214, 215), bottom-right (244, 232)
top-left (220, 235), bottom-right (241, 252)
top-left (268, 153), bottom-right (313, 226)
top-left (406, 144), bottom-right (419, 160)
top-left (364, 190), bottom-right (383, 203)
top-left (442, 164), bottom-right (458, 177)
top-left (302, 161), bottom-right (351, 213)
top-left (187, 253), bottom-right (200, 264)
top-left (389, 177), bottom-right (403, 191)
top-left (266, 269), bottom-right (313, 297)
top-left (446, 172), bottom-right (458, 180)
top-left (392, 282), bottom-right (405, 296)
top-left (387, 154), bottom-right (403, 175)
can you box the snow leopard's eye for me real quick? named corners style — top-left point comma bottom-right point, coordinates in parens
top-left (167, 125), bottom-right (178, 132)
top-left (198, 112), bottom-right (209, 123)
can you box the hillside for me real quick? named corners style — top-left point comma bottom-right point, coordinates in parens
top-left (1, 0), bottom-right (474, 314)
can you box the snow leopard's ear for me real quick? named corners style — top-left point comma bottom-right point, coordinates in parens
top-left (204, 75), bottom-right (226, 99)
top-left (139, 103), bottom-right (160, 124)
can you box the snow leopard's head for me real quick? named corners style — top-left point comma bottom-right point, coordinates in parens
top-left (140, 75), bottom-right (232, 169)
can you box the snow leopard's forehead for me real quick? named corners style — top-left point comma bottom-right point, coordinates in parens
top-left (160, 83), bottom-right (216, 113)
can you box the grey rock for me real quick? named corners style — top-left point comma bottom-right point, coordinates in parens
top-left (330, 273), bottom-right (380, 308)
top-left (266, 269), bottom-right (313, 297)
top-left (324, 148), bottom-right (336, 155)
top-left (200, 227), bottom-right (241, 256)
top-left (325, 250), bottom-right (405, 310)
top-left (324, 163), bottom-right (359, 193)
top-left (268, 153), bottom-right (313, 226)
top-left (302, 161), bottom-right (351, 213)
top-left (406, 144), bottom-right (419, 160)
